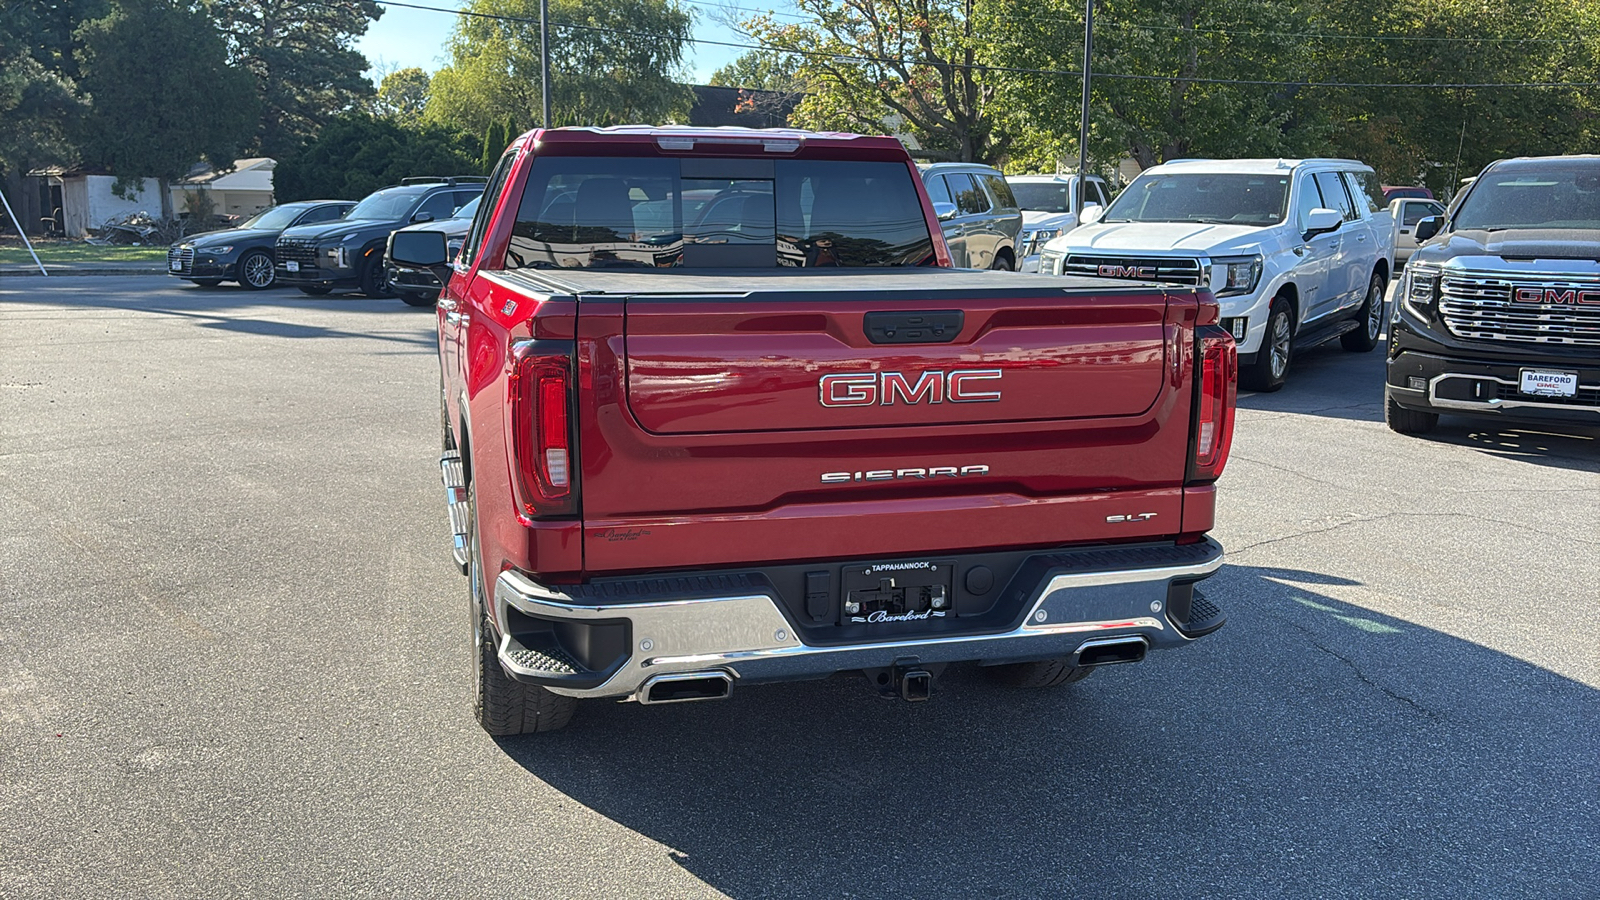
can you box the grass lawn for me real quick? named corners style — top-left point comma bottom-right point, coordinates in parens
top-left (0, 239), bottom-right (168, 265)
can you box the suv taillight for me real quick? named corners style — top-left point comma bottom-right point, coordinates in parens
top-left (1188, 325), bottom-right (1237, 484)
top-left (510, 341), bottom-right (576, 518)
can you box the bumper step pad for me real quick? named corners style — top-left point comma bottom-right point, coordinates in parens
top-left (440, 452), bottom-right (469, 575)
top-left (1178, 590), bottom-right (1226, 637)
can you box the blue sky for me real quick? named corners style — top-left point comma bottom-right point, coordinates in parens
top-left (354, 0), bottom-right (758, 86)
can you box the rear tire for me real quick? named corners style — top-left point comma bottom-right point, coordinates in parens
top-left (399, 290), bottom-right (437, 307)
top-left (990, 251), bottom-right (1014, 271)
top-left (1385, 392), bottom-right (1439, 435)
top-left (467, 477), bottom-right (576, 735)
top-left (1341, 270), bottom-right (1385, 352)
top-left (986, 658), bottom-right (1094, 688)
top-left (298, 286), bottom-right (332, 296)
top-left (1241, 296), bottom-right (1293, 392)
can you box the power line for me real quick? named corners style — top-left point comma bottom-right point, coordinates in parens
top-left (367, 0), bottom-right (1600, 90)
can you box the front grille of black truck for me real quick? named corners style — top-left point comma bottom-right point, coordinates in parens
top-left (1063, 255), bottom-right (1204, 285)
top-left (275, 238), bottom-right (321, 267)
top-left (167, 246), bottom-right (193, 275)
top-left (1440, 271), bottom-right (1600, 347)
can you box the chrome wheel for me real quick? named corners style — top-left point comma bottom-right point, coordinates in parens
top-left (241, 251), bottom-right (274, 289)
top-left (1269, 311), bottom-right (1292, 379)
top-left (1366, 276), bottom-right (1384, 341)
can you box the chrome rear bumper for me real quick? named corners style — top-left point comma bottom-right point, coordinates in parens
top-left (492, 540), bottom-right (1225, 699)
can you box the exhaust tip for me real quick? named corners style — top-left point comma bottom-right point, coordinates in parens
top-left (639, 671), bottom-right (733, 705)
top-left (1074, 636), bottom-right (1148, 667)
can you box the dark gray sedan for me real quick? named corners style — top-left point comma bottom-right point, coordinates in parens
top-left (167, 200), bottom-right (353, 290)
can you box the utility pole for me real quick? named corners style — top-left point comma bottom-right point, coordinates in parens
top-left (1075, 0), bottom-right (1094, 214)
top-left (540, 0), bottom-right (552, 128)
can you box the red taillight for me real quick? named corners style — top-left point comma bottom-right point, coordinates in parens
top-left (1189, 325), bottom-right (1237, 483)
top-left (510, 342), bottom-right (576, 518)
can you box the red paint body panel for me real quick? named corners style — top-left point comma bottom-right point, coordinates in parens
top-left (622, 293), bottom-right (1172, 434)
top-left (436, 126), bottom-right (1229, 581)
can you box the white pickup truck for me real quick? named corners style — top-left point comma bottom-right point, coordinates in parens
top-left (1039, 158), bottom-right (1395, 391)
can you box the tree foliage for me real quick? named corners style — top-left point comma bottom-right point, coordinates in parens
top-left (273, 113), bottom-right (480, 201)
top-left (0, 0), bottom-right (106, 175)
top-left (990, 0), bottom-right (1323, 171)
top-left (709, 50), bottom-right (803, 93)
top-left (426, 0), bottom-right (695, 134)
top-left (743, 0), bottom-right (1006, 162)
top-left (737, 0), bottom-right (1600, 185)
top-left (211, 0), bottom-right (383, 159)
top-left (73, 0), bottom-right (257, 216)
top-left (373, 66), bottom-right (432, 124)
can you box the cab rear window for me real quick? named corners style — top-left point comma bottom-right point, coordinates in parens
top-left (503, 157), bottom-right (935, 269)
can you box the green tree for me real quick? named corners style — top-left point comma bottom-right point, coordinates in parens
top-left (741, 0), bottom-right (1007, 163)
top-left (479, 120), bottom-right (514, 172)
top-left (73, 0), bottom-right (258, 218)
top-left (211, 0), bottom-right (383, 159)
top-left (373, 66), bottom-right (432, 124)
top-left (1306, 0), bottom-right (1600, 192)
top-left (0, 0), bottom-right (106, 180)
top-left (709, 50), bottom-right (803, 93)
top-left (988, 0), bottom-right (1323, 173)
top-left (273, 113), bottom-right (480, 201)
top-left (426, 0), bottom-right (695, 134)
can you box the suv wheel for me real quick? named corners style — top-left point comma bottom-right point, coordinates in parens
top-left (466, 478), bottom-right (577, 735)
top-left (990, 251), bottom-right (1013, 272)
top-left (1385, 391), bottom-right (1439, 435)
top-left (360, 253), bottom-right (396, 299)
top-left (399, 290), bottom-right (437, 307)
top-left (986, 658), bottom-right (1095, 688)
top-left (1241, 296), bottom-right (1293, 392)
top-left (1341, 271), bottom-right (1385, 352)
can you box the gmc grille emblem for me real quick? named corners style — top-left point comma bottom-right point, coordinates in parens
top-left (1513, 286), bottom-right (1600, 306)
top-left (819, 370), bottom-right (1002, 407)
top-left (1098, 264), bottom-right (1156, 279)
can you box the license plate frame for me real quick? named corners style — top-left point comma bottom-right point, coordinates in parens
top-left (1519, 368), bottom-right (1578, 398)
top-left (169, 259), bottom-right (182, 271)
top-left (284, 261), bottom-right (300, 273)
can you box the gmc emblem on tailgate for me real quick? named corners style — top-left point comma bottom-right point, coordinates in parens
top-left (819, 370), bottom-right (1002, 407)
top-left (1098, 264), bottom-right (1156, 279)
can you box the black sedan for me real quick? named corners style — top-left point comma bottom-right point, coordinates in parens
top-left (167, 200), bottom-right (354, 290)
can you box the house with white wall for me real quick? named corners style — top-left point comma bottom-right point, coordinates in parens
top-left (31, 159), bottom-right (276, 238)
top-left (171, 158), bottom-right (276, 220)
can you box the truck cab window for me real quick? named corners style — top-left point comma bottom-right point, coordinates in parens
top-left (504, 157), bottom-right (932, 269)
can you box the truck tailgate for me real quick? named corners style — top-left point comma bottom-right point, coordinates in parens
top-left (563, 268), bottom-right (1198, 573)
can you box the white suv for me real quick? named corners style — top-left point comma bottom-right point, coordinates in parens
top-left (1038, 159), bottom-right (1395, 391)
top-left (1005, 174), bottom-right (1111, 272)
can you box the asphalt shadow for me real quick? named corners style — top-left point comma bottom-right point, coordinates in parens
top-left (0, 277), bottom-right (438, 349)
top-left (494, 565), bottom-right (1598, 898)
top-left (1238, 333), bottom-right (1600, 472)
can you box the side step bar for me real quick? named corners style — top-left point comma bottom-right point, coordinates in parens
top-left (440, 452), bottom-right (469, 575)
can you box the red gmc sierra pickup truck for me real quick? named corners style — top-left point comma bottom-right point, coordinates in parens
top-left (388, 126), bottom-right (1237, 735)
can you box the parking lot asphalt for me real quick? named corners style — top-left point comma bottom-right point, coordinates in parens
top-left (1, 277), bottom-right (1597, 899)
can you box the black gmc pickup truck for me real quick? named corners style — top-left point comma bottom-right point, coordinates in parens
top-left (1387, 155), bottom-right (1600, 433)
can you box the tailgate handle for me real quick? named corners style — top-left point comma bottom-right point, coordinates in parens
top-left (863, 310), bottom-right (963, 344)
